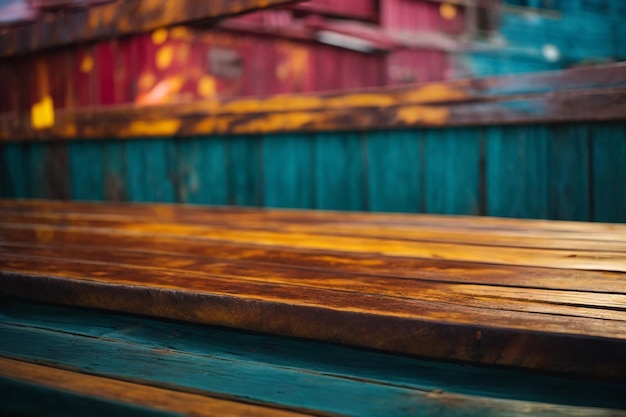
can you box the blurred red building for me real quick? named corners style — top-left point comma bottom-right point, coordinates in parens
top-left (0, 0), bottom-right (478, 113)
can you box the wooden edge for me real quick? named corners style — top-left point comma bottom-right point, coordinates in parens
top-left (1, 272), bottom-right (625, 380)
top-left (0, 357), bottom-right (311, 417)
top-left (1, 83), bottom-right (625, 141)
top-left (0, 0), bottom-right (302, 58)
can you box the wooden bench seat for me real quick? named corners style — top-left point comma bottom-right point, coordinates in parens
top-left (1, 199), bottom-right (625, 416)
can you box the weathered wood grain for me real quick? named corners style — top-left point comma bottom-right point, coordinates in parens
top-left (1, 301), bottom-right (625, 415)
top-left (0, 358), bottom-right (310, 417)
top-left (1, 200), bottom-right (625, 378)
top-left (0, 0), bottom-right (302, 58)
top-left (2, 65), bottom-right (626, 140)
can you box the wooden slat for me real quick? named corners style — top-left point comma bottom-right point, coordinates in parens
top-left (0, 358), bottom-right (310, 417)
top-left (2, 64), bottom-right (626, 141)
top-left (0, 0), bottom-right (302, 58)
top-left (1, 300), bottom-right (625, 415)
top-left (1, 199), bottom-right (626, 378)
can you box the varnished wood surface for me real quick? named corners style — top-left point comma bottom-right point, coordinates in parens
top-left (2, 64), bottom-right (626, 140)
top-left (1, 199), bottom-right (625, 378)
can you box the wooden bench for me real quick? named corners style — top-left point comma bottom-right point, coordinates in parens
top-left (1, 199), bottom-right (625, 416)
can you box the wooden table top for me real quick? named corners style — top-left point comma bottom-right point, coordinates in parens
top-left (1, 199), bottom-right (625, 378)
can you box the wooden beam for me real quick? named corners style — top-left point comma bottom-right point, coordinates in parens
top-left (0, 0), bottom-right (302, 58)
top-left (1, 63), bottom-right (626, 141)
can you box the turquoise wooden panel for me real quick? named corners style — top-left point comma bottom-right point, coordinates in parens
top-left (175, 136), bottom-right (228, 205)
top-left (423, 127), bottom-right (483, 215)
top-left (486, 125), bottom-right (549, 218)
top-left (592, 123), bottom-right (626, 222)
top-left (69, 140), bottom-right (104, 201)
top-left (41, 142), bottom-right (70, 200)
top-left (1, 142), bottom-right (29, 198)
top-left (0, 378), bottom-right (178, 417)
top-left (125, 138), bottom-right (175, 203)
top-left (102, 140), bottom-right (127, 201)
top-left (547, 124), bottom-right (591, 221)
top-left (263, 133), bottom-right (315, 209)
top-left (366, 129), bottom-right (422, 212)
top-left (227, 135), bottom-right (264, 206)
top-left (314, 131), bottom-right (366, 211)
top-left (1, 301), bottom-right (625, 414)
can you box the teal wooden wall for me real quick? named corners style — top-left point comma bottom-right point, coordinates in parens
top-left (2, 122), bottom-right (626, 222)
top-left (463, 0), bottom-right (626, 77)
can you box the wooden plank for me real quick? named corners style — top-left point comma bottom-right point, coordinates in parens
top-left (592, 123), bottom-right (626, 223)
top-left (423, 127), bottom-right (483, 215)
top-left (5, 206), bottom-right (626, 252)
top-left (2, 65), bottom-right (626, 141)
top-left (313, 131), bottom-right (366, 211)
top-left (1, 301), bottom-right (625, 414)
top-left (175, 136), bottom-right (228, 205)
top-left (0, 202), bottom-right (626, 377)
top-left (262, 133), bottom-right (315, 209)
top-left (366, 129), bottom-right (422, 212)
top-left (69, 141), bottom-right (104, 201)
top-left (0, 358), bottom-right (310, 417)
top-left (227, 135), bottom-right (264, 206)
top-left (2, 242), bottom-right (625, 322)
top-left (3, 198), bottom-right (626, 234)
top-left (0, 0), bottom-right (302, 58)
top-left (1, 222), bottom-right (624, 294)
top-left (547, 124), bottom-right (591, 221)
top-left (125, 139), bottom-right (176, 203)
top-left (486, 125), bottom-right (549, 219)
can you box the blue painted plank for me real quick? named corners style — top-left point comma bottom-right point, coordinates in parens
top-left (1, 301), bottom-right (624, 415)
top-left (365, 129), bottom-right (422, 213)
top-left (68, 141), bottom-right (104, 201)
top-left (27, 143), bottom-right (46, 199)
top-left (423, 127), bottom-right (483, 215)
top-left (175, 136), bottom-right (228, 205)
top-left (102, 140), bottom-right (127, 201)
top-left (592, 123), bottom-right (626, 223)
top-left (125, 138), bottom-right (175, 203)
top-left (227, 135), bottom-right (264, 207)
top-left (314, 131), bottom-right (366, 211)
top-left (486, 125), bottom-right (549, 218)
top-left (0, 305), bottom-right (626, 416)
top-left (1, 143), bottom-right (29, 198)
top-left (0, 378), bottom-right (178, 417)
top-left (262, 133), bottom-right (315, 209)
top-left (547, 124), bottom-right (591, 221)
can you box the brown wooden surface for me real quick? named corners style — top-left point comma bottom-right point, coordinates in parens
top-left (2, 63), bottom-right (626, 141)
top-left (1, 199), bottom-right (625, 378)
top-left (0, 0), bottom-right (301, 58)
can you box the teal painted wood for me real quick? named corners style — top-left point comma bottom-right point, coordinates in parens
top-left (41, 142), bottom-right (70, 200)
top-left (366, 129), bottom-right (422, 212)
top-left (227, 134), bottom-right (264, 206)
top-left (102, 140), bottom-right (127, 201)
top-left (592, 123), bottom-right (626, 222)
top-left (1, 300), bottom-right (625, 415)
top-left (465, 0), bottom-right (626, 78)
top-left (2, 142), bottom-right (29, 198)
top-left (314, 131), bottom-right (366, 211)
top-left (125, 138), bottom-right (175, 203)
top-left (423, 127), bottom-right (483, 215)
top-left (547, 124), bottom-right (591, 221)
top-left (27, 143), bottom-right (46, 198)
top-left (486, 125), bottom-right (549, 219)
top-left (69, 140), bottom-right (104, 201)
top-left (0, 377), bottom-right (179, 417)
top-left (175, 136), bottom-right (228, 205)
top-left (263, 133), bottom-right (315, 209)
